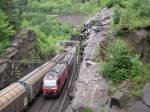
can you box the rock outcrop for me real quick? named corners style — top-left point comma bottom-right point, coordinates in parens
top-left (143, 83), bottom-right (150, 107)
top-left (65, 8), bottom-right (112, 112)
top-left (128, 101), bottom-right (150, 112)
top-left (124, 29), bottom-right (150, 63)
top-left (0, 29), bottom-right (38, 90)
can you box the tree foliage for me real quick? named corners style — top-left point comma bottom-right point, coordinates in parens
top-left (111, 0), bottom-right (150, 32)
top-left (0, 10), bottom-right (15, 41)
top-left (0, 0), bottom-right (20, 29)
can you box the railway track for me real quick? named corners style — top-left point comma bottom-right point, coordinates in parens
top-left (27, 60), bottom-right (77, 112)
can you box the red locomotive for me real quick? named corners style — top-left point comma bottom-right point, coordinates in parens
top-left (42, 64), bottom-right (68, 97)
top-left (42, 47), bottom-right (76, 97)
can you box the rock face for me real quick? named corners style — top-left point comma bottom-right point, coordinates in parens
top-left (143, 83), bottom-right (150, 107)
top-left (128, 101), bottom-right (150, 112)
top-left (124, 29), bottom-right (150, 63)
top-left (65, 8), bottom-right (112, 112)
top-left (0, 29), bottom-right (38, 90)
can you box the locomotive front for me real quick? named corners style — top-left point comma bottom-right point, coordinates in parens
top-left (42, 77), bottom-right (58, 96)
top-left (42, 64), bottom-right (68, 97)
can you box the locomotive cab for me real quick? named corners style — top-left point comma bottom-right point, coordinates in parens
top-left (42, 64), bottom-right (68, 97)
top-left (42, 79), bottom-right (59, 96)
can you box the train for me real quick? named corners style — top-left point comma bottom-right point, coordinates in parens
top-left (42, 47), bottom-right (76, 97)
top-left (0, 46), bottom-right (77, 112)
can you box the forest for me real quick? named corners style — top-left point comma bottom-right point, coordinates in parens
top-left (0, 0), bottom-right (149, 57)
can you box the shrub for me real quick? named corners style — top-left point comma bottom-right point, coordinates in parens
top-left (101, 39), bottom-right (132, 81)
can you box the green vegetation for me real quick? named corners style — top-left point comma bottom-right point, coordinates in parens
top-left (0, 0), bottom-right (20, 29)
top-left (0, 9), bottom-right (15, 54)
top-left (100, 38), bottom-right (150, 97)
top-left (25, 0), bottom-right (100, 15)
top-left (107, 81), bottom-right (117, 95)
top-left (0, 0), bottom-right (101, 56)
top-left (100, 0), bottom-right (123, 8)
top-left (101, 39), bottom-right (133, 81)
top-left (0, 39), bottom-right (11, 54)
top-left (131, 64), bottom-right (150, 97)
top-left (84, 106), bottom-right (93, 112)
top-left (0, 10), bottom-right (15, 40)
top-left (20, 14), bottom-right (76, 58)
top-left (99, 0), bottom-right (150, 98)
top-left (111, 0), bottom-right (150, 33)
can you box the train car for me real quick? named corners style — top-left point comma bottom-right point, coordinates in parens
top-left (42, 64), bottom-right (68, 97)
top-left (18, 53), bottom-right (65, 102)
top-left (42, 47), bottom-right (77, 98)
top-left (0, 82), bottom-right (27, 112)
top-left (61, 47), bottom-right (77, 71)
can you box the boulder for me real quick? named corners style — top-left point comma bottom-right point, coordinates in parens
top-left (0, 63), bottom-right (8, 73)
top-left (143, 83), bottom-right (150, 106)
top-left (110, 91), bottom-right (127, 108)
top-left (128, 101), bottom-right (150, 112)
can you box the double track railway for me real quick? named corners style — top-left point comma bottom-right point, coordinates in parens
top-left (27, 60), bottom-right (77, 112)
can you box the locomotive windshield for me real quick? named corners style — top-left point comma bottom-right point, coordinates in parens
top-left (43, 80), bottom-right (57, 87)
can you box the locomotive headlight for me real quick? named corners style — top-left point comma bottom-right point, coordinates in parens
top-left (43, 90), bottom-right (47, 93)
top-left (51, 87), bottom-right (57, 91)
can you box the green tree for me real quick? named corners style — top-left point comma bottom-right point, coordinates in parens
top-left (0, 0), bottom-right (20, 29)
top-left (0, 10), bottom-right (15, 40)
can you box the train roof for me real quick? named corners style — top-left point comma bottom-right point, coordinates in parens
top-left (0, 83), bottom-right (26, 110)
top-left (44, 64), bottom-right (66, 79)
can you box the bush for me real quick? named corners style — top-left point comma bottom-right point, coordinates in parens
top-left (101, 39), bottom-right (132, 81)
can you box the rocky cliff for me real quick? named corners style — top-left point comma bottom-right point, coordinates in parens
top-left (65, 7), bottom-right (150, 112)
top-left (0, 29), bottom-right (39, 90)
top-left (65, 7), bottom-right (112, 112)
top-left (123, 29), bottom-right (150, 63)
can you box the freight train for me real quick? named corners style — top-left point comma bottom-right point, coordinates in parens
top-left (42, 47), bottom-right (76, 97)
top-left (0, 46), bottom-right (77, 112)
